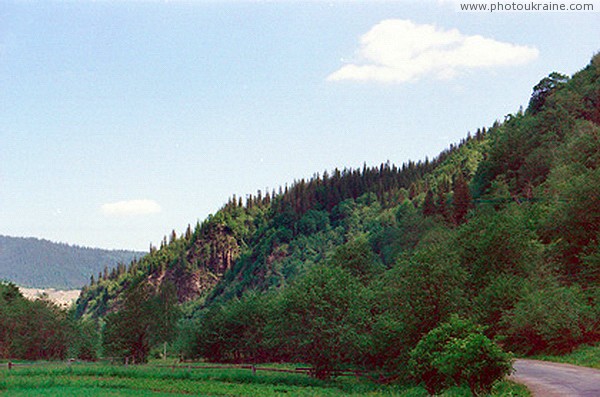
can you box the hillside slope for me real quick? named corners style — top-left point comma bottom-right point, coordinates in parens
top-left (0, 235), bottom-right (143, 289)
top-left (76, 55), bottom-right (599, 365)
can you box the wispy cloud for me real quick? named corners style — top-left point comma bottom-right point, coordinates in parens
top-left (101, 199), bottom-right (162, 217)
top-left (327, 19), bottom-right (539, 84)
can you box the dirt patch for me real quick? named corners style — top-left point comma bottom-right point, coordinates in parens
top-left (19, 287), bottom-right (81, 308)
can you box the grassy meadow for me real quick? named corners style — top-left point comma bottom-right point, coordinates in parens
top-left (0, 361), bottom-right (529, 397)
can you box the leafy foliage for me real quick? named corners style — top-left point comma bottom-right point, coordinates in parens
top-left (409, 316), bottom-right (512, 396)
top-left (528, 72), bottom-right (569, 114)
top-left (184, 291), bottom-right (275, 363)
top-left (274, 264), bottom-right (370, 379)
top-left (502, 285), bottom-right (596, 354)
top-left (102, 280), bottom-right (180, 363)
top-left (0, 282), bottom-right (74, 360)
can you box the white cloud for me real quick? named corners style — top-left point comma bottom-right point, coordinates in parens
top-left (101, 199), bottom-right (162, 217)
top-left (327, 19), bottom-right (539, 84)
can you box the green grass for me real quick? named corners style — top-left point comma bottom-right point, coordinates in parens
top-left (0, 362), bottom-right (528, 396)
top-left (2, 386), bottom-right (185, 397)
top-left (528, 343), bottom-right (600, 369)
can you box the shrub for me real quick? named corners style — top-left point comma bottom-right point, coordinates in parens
top-left (436, 333), bottom-right (513, 396)
top-left (409, 316), bottom-right (512, 396)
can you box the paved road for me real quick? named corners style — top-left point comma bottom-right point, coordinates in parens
top-left (510, 359), bottom-right (600, 397)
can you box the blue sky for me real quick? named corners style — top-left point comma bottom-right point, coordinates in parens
top-left (0, 0), bottom-right (598, 251)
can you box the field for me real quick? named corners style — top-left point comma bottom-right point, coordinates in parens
top-left (0, 362), bottom-right (529, 396)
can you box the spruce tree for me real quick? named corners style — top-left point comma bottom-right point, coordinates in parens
top-left (452, 173), bottom-right (472, 225)
top-left (423, 189), bottom-right (437, 216)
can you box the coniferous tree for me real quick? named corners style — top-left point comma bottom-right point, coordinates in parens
top-left (436, 189), bottom-right (450, 222)
top-left (452, 173), bottom-right (472, 225)
top-left (423, 189), bottom-right (437, 217)
top-left (528, 72), bottom-right (569, 114)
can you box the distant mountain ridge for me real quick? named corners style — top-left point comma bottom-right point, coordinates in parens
top-left (0, 235), bottom-right (144, 289)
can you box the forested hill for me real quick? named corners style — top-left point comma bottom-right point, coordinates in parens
top-left (76, 54), bottom-right (599, 363)
top-left (0, 235), bottom-right (143, 289)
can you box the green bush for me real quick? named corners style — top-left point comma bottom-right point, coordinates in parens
top-left (409, 316), bottom-right (512, 396)
top-left (436, 333), bottom-right (513, 396)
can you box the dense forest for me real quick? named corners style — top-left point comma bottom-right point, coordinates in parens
top-left (2, 54), bottom-right (599, 395)
top-left (0, 235), bottom-right (143, 289)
